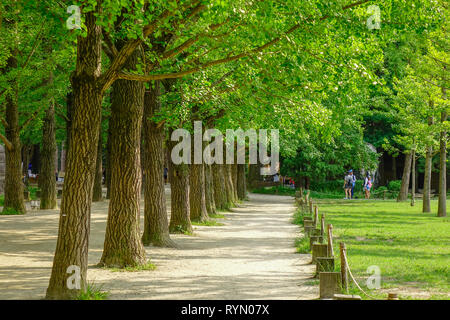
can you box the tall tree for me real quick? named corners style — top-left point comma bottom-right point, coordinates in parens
top-left (99, 43), bottom-right (146, 267)
top-left (92, 123), bottom-right (103, 202)
top-left (397, 151), bottom-right (412, 202)
top-left (40, 99), bottom-right (57, 209)
top-left (141, 81), bottom-right (175, 247)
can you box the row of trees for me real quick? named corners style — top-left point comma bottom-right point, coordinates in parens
top-left (377, 29), bottom-right (449, 216)
top-left (0, 0), bottom-right (447, 299)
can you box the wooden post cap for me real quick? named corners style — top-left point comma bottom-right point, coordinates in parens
top-left (387, 293), bottom-right (399, 300)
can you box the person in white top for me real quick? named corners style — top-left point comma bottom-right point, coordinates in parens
top-left (363, 174), bottom-right (372, 199)
top-left (273, 173), bottom-right (280, 183)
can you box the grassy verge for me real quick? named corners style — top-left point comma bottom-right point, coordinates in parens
top-left (107, 261), bottom-right (157, 272)
top-left (76, 283), bottom-right (109, 300)
top-left (192, 219), bottom-right (225, 226)
top-left (294, 237), bottom-right (310, 253)
top-left (209, 213), bottom-right (226, 219)
top-left (0, 207), bottom-right (25, 215)
top-left (252, 185), bottom-right (295, 196)
top-left (305, 199), bottom-right (450, 299)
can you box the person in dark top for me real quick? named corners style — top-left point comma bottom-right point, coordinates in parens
top-left (350, 170), bottom-right (356, 199)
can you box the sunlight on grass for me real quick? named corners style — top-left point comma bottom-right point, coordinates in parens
top-left (108, 261), bottom-right (156, 272)
top-left (305, 199), bottom-right (450, 296)
top-left (295, 237), bottom-right (310, 253)
top-left (76, 283), bottom-right (109, 300)
top-left (192, 219), bottom-right (225, 226)
top-left (209, 213), bottom-right (226, 219)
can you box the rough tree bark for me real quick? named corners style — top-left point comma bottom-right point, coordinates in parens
top-left (168, 134), bottom-right (193, 233)
top-left (224, 164), bottom-right (235, 205)
top-left (92, 123), bottom-right (103, 202)
top-left (248, 163), bottom-right (262, 189)
top-left (141, 81), bottom-right (175, 247)
top-left (190, 161), bottom-right (209, 222)
top-left (46, 10), bottom-right (103, 299)
top-left (237, 163), bottom-right (246, 200)
top-left (105, 118), bottom-right (112, 199)
top-left (2, 51), bottom-right (25, 214)
top-left (99, 44), bottom-right (146, 268)
top-left (397, 151), bottom-right (412, 202)
top-left (438, 110), bottom-right (447, 217)
top-left (204, 164), bottom-right (216, 215)
top-left (212, 163), bottom-right (227, 210)
top-left (40, 101), bottom-right (57, 209)
top-left (231, 163), bottom-right (238, 201)
top-left (423, 116), bottom-right (434, 213)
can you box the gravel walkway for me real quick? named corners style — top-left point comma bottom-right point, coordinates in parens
top-left (0, 191), bottom-right (317, 299)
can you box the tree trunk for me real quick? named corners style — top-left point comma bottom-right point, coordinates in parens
top-left (397, 151), bottom-right (412, 202)
top-left (231, 163), bottom-right (238, 201)
top-left (21, 144), bottom-right (33, 187)
top-left (423, 116), bottom-right (433, 213)
top-left (204, 164), bottom-right (216, 215)
top-left (105, 118), bottom-right (112, 199)
top-left (92, 123), bottom-right (103, 202)
top-left (168, 132), bottom-right (193, 233)
top-left (212, 163), bottom-right (227, 210)
top-left (99, 44), bottom-right (146, 268)
top-left (141, 81), bottom-right (175, 247)
top-left (237, 163), bottom-right (246, 200)
top-left (190, 162), bottom-right (209, 222)
top-left (224, 164), bottom-right (235, 205)
top-left (438, 110), bottom-right (447, 217)
top-left (40, 101), bottom-right (57, 210)
top-left (65, 91), bottom-right (73, 155)
top-left (2, 52), bottom-right (25, 214)
top-left (410, 149), bottom-right (415, 207)
top-left (46, 11), bottom-right (103, 299)
top-left (222, 164), bottom-right (234, 208)
top-left (248, 163), bottom-right (261, 189)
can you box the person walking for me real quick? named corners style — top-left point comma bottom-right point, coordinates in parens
top-left (343, 170), bottom-right (353, 199)
top-left (350, 170), bottom-right (356, 199)
top-left (363, 174), bottom-right (372, 199)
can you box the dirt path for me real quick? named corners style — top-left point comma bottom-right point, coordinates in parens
top-left (0, 191), bottom-right (317, 299)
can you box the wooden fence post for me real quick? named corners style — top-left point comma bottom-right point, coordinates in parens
top-left (327, 224), bottom-right (334, 257)
top-left (320, 214), bottom-right (325, 239)
top-left (314, 205), bottom-right (319, 226)
top-left (340, 242), bottom-right (348, 293)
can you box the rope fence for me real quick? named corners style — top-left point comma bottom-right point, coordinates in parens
top-left (294, 189), bottom-right (396, 300)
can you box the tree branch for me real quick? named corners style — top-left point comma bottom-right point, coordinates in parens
top-left (0, 132), bottom-right (13, 151)
top-left (20, 104), bottom-right (46, 132)
top-left (100, 0), bottom-right (201, 92)
top-left (102, 29), bottom-right (118, 59)
top-left (20, 20), bottom-right (46, 70)
top-left (0, 116), bottom-right (8, 128)
top-left (117, 0), bottom-right (371, 82)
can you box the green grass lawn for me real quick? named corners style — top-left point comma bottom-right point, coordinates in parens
top-left (295, 199), bottom-right (450, 299)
